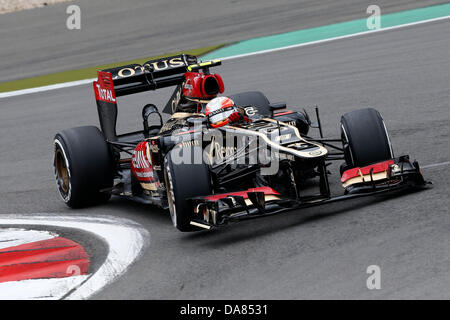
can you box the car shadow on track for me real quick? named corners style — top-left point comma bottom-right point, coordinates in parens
top-left (182, 187), bottom-right (428, 247)
top-left (96, 185), bottom-right (428, 249)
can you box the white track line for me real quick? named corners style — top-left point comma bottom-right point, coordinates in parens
top-left (0, 214), bottom-right (149, 300)
top-left (421, 161), bottom-right (450, 169)
top-left (1, 14), bottom-right (450, 99)
top-left (219, 15), bottom-right (450, 61)
top-left (0, 78), bottom-right (95, 99)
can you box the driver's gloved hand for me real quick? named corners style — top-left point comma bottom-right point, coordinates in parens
top-left (229, 111), bottom-right (251, 124)
top-left (228, 111), bottom-right (241, 123)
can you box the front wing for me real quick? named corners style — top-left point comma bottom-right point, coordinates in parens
top-left (188, 155), bottom-right (429, 230)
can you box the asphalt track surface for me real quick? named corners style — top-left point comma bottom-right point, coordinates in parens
top-left (1, 0), bottom-right (449, 83)
top-left (1, 18), bottom-right (450, 299)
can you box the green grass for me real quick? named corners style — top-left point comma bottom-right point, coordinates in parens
top-left (0, 44), bottom-right (224, 93)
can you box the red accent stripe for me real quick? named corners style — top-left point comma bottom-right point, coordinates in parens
top-left (177, 129), bottom-right (197, 135)
top-left (0, 237), bottom-right (89, 283)
top-left (341, 160), bottom-right (394, 183)
top-left (274, 110), bottom-right (293, 116)
top-left (204, 186), bottom-right (279, 201)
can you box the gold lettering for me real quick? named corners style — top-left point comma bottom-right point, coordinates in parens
top-left (118, 67), bottom-right (135, 78)
top-left (169, 57), bottom-right (185, 67)
top-left (134, 65), bottom-right (145, 73)
top-left (151, 60), bottom-right (169, 71)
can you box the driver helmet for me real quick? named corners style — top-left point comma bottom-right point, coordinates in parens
top-left (204, 96), bottom-right (238, 128)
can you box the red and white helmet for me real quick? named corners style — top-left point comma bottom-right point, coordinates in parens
top-left (205, 96), bottom-right (238, 128)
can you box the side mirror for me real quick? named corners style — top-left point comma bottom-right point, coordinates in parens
top-left (269, 102), bottom-right (287, 112)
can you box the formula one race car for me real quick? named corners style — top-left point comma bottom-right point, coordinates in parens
top-left (53, 54), bottom-right (428, 231)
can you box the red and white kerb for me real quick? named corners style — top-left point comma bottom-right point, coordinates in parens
top-left (0, 229), bottom-right (89, 284)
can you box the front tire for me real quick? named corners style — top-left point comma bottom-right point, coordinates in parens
top-left (164, 147), bottom-right (212, 232)
top-left (53, 126), bottom-right (114, 208)
top-left (340, 108), bottom-right (394, 169)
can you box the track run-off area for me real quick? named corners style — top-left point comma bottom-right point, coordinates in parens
top-left (2, 2), bottom-right (450, 98)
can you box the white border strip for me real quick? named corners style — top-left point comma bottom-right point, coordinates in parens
top-left (0, 275), bottom-right (90, 300)
top-left (0, 78), bottom-right (95, 99)
top-left (1, 14), bottom-right (450, 99)
top-left (0, 228), bottom-right (57, 249)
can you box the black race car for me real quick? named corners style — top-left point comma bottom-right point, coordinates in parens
top-left (53, 54), bottom-right (428, 231)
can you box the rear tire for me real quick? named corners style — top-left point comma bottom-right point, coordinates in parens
top-left (164, 147), bottom-right (212, 232)
top-left (53, 126), bottom-right (114, 208)
top-left (340, 108), bottom-right (393, 168)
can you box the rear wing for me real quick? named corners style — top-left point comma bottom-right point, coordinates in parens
top-left (93, 54), bottom-right (221, 141)
top-left (101, 54), bottom-right (198, 96)
top-left (93, 54), bottom-right (198, 141)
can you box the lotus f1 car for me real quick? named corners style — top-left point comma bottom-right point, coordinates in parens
top-left (53, 54), bottom-right (428, 231)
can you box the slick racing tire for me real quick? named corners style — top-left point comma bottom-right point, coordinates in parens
top-left (229, 91), bottom-right (271, 118)
top-left (53, 126), bottom-right (114, 208)
top-left (340, 108), bottom-right (394, 169)
top-left (164, 146), bottom-right (212, 232)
